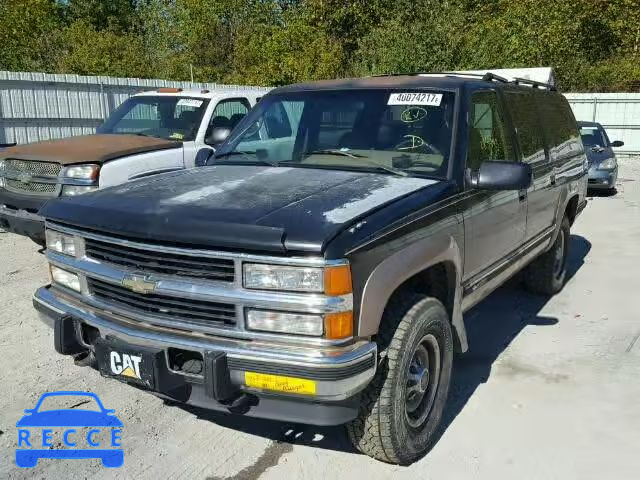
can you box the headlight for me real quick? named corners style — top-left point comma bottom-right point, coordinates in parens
top-left (243, 264), bottom-right (323, 292)
top-left (243, 263), bottom-right (352, 295)
top-left (62, 185), bottom-right (98, 196)
top-left (598, 158), bottom-right (617, 170)
top-left (64, 164), bottom-right (100, 180)
top-left (246, 310), bottom-right (324, 336)
top-left (49, 265), bottom-right (81, 292)
top-left (45, 230), bottom-right (76, 256)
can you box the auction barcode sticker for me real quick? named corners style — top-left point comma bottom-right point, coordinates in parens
top-left (177, 98), bottom-right (203, 108)
top-left (388, 92), bottom-right (443, 106)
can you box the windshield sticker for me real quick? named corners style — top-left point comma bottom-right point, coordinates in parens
top-left (176, 98), bottom-right (203, 108)
top-left (396, 134), bottom-right (426, 150)
top-left (400, 106), bottom-right (428, 123)
top-left (169, 132), bottom-right (184, 140)
top-left (388, 93), bottom-right (442, 106)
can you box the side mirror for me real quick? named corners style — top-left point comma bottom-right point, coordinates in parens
top-left (611, 140), bottom-right (624, 148)
top-left (194, 147), bottom-right (214, 167)
top-left (468, 161), bottom-right (532, 191)
top-left (206, 127), bottom-right (231, 147)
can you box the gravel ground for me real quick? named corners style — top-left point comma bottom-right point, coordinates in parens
top-left (1, 159), bottom-right (639, 479)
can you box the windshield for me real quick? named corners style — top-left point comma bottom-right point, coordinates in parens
top-left (97, 96), bottom-right (210, 141)
top-left (580, 126), bottom-right (607, 147)
top-left (215, 89), bottom-right (455, 178)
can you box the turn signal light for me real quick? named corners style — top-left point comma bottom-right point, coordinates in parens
top-left (324, 311), bottom-right (353, 340)
top-left (324, 265), bottom-right (352, 296)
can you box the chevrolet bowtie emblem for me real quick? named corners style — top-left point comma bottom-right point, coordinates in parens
top-left (18, 172), bottom-right (32, 184)
top-left (121, 274), bottom-right (157, 294)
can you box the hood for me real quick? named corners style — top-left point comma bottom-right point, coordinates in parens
top-left (41, 165), bottom-right (444, 254)
top-left (0, 134), bottom-right (181, 165)
top-left (585, 145), bottom-right (614, 167)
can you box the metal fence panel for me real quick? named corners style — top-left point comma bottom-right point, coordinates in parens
top-left (0, 70), bottom-right (268, 145)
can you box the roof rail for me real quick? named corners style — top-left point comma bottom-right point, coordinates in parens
top-left (370, 71), bottom-right (511, 84)
top-left (512, 77), bottom-right (557, 91)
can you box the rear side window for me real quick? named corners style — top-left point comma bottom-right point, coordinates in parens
top-left (467, 91), bottom-right (515, 171)
top-left (537, 93), bottom-right (582, 154)
top-left (209, 98), bottom-right (251, 131)
top-left (505, 91), bottom-right (546, 163)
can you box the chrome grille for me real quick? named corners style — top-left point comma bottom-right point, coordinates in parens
top-left (2, 159), bottom-right (61, 196)
top-left (4, 159), bottom-right (62, 177)
top-left (85, 238), bottom-right (236, 283)
top-left (88, 278), bottom-right (237, 329)
top-left (5, 179), bottom-right (57, 194)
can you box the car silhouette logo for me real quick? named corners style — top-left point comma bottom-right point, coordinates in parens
top-left (15, 391), bottom-right (123, 468)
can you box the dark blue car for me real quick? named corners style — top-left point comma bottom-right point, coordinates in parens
top-left (578, 121), bottom-right (624, 192)
top-left (15, 391), bottom-right (123, 468)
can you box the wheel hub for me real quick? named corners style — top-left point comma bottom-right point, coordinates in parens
top-left (405, 334), bottom-right (441, 428)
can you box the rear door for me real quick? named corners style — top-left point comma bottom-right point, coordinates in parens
top-left (462, 89), bottom-right (526, 281)
top-left (505, 89), bottom-right (555, 242)
top-left (536, 93), bottom-right (585, 227)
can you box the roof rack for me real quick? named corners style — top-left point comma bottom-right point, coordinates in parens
top-left (512, 77), bottom-right (557, 91)
top-left (370, 71), bottom-right (511, 84)
top-left (370, 71), bottom-right (557, 90)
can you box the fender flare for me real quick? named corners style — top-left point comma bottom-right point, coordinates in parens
top-left (357, 225), bottom-right (468, 352)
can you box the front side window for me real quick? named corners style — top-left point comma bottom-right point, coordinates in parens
top-left (215, 89), bottom-right (456, 179)
top-left (467, 90), bottom-right (515, 171)
top-left (98, 96), bottom-right (209, 141)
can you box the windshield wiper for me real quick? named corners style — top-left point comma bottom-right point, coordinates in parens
top-left (214, 151), bottom-right (279, 167)
top-left (363, 164), bottom-right (409, 177)
top-left (302, 149), bottom-right (368, 159)
top-left (277, 161), bottom-right (409, 177)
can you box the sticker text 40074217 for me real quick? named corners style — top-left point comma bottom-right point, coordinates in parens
top-left (388, 92), bottom-right (443, 106)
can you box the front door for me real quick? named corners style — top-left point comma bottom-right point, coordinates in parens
top-left (462, 89), bottom-right (527, 283)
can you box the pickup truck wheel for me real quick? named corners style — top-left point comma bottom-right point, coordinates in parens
top-left (524, 216), bottom-right (570, 295)
top-left (346, 295), bottom-right (453, 464)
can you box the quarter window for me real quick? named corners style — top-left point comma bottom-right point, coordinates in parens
top-left (505, 92), bottom-right (546, 163)
top-left (467, 91), bottom-right (515, 171)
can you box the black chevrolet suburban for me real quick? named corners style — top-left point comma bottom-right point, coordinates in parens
top-left (33, 73), bottom-right (587, 464)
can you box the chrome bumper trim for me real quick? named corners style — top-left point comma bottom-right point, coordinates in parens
top-left (34, 287), bottom-right (376, 401)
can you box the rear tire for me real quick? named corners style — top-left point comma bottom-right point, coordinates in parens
top-left (524, 216), bottom-right (570, 295)
top-left (347, 294), bottom-right (453, 465)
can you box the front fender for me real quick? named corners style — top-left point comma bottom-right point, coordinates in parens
top-left (354, 215), bottom-right (467, 352)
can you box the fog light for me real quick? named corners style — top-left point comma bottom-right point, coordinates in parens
top-left (246, 310), bottom-right (324, 336)
top-left (50, 265), bottom-right (81, 292)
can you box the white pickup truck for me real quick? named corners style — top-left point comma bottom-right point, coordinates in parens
top-left (0, 86), bottom-right (269, 243)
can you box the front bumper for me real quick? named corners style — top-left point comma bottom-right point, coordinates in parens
top-left (587, 167), bottom-right (617, 190)
top-left (0, 204), bottom-right (45, 242)
top-left (33, 286), bottom-right (377, 425)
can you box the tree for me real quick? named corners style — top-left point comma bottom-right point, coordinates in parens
top-left (56, 21), bottom-right (151, 78)
top-left (0, 0), bottom-right (62, 72)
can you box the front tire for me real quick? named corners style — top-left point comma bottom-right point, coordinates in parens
top-left (524, 216), bottom-right (570, 295)
top-left (347, 295), bottom-right (453, 464)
